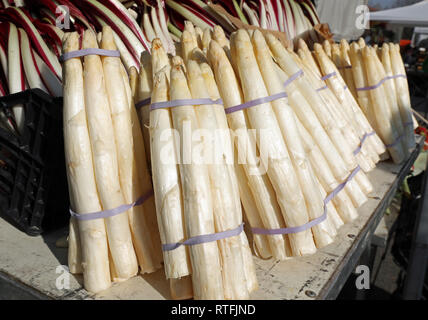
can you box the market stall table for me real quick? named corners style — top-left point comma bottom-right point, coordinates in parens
top-left (0, 136), bottom-right (423, 300)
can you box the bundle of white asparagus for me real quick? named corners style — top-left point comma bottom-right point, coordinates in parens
top-left (320, 37), bottom-right (417, 164)
top-left (63, 26), bottom-right (162, 294)
top-left (145, 35), bottom-right (257, 300)
top-left (145, 22), bottom-right (378, 268)
top-left (65, 21), bottom-right (411, 299)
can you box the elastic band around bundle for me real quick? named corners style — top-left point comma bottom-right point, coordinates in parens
top-left (283, 69), bottom-right (304, 88)
top-left (162, 223), bottom-right (244, 251)
top-left (136, 97), bottom-right (151, 110)
top-left (69, 190), bottom-right (154, 221)
top-left (353, 131), bottom-right (376, 155)
top-left (252, 165), bottom-right (361, 235)
top-left (385, 134), bottom-right (404, 148)
top-left (150, 98), bottom-right (223, 111)
top-left (224, 70), bottom-right (303, 114)
top-left (225, 92), bottom-right (288, 114)
top-left (316, 85), bottom-right (328, 92)
top-left (321, 71), bottom-right (337, 81)
top-left (60, 48), bottom-right (120, 62)
top-left (356, 74), bottom-right (407, 91)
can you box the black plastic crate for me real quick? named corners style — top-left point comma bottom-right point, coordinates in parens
top-left (0, 89), bottom-right (69, 236)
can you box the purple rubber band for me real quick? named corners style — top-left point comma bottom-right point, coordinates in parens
top-left (60, 48), bottom-right (120, 62)
top-left (321, 71), bottom-right (337, 81)
top-left (69, 190), bottom-right (154, 221)
top-left (150, 98), bottom-right (223, 111)
top-left (225, 92), bottom-right (288, 114)
top-left (251, 210), bottom-right (327, 235)
top-left (353, 131), bottom-right (376, 155)
top-left (224, 70), bottom-right (303, 114)
top-left (162, 223), bottom-right (244, 251)
top-left (385, 134), bottom-right (403, 148)
top-left (284, 69), bottom-right (304, 88)
top-left (356, 74), bottom-right (407, 91)
top-left (316, 85), bottom-right (328, 92)
top-left (136, 97), bottom-right (151, 110)
top-left (324, 165), bottom-right (361, 205)
top-left (252, 166), bottom-right (361, 235)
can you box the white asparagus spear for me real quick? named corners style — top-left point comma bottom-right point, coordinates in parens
top-left (194, 26), bottom-right (204, 49)
top-left (195, 59), bottom-right (258, 293)
top-left (101, 26), bottom-right (161, 274)
top-left (63, 32), bottom-right (111, 292)
top-left (389, 43), bottom-right (416, 151)
top-left (83, 29), bottom-right (138, 281)
top-left (323, 39), bottom-right (332, 58)
top-left (212, 25), bottom-right (230, 50)
top-left (200, 60), bottom-right (272, 260)
top-left (297, 39), bottom-right (321, 77)
top-left (314, 44), bottom-right (376, 158)
top-left (202, 28), bottom-right (212, 54)
top-left (120, 59), bottom-right (164, 262)
top-left (266, 35), bottom-right (351, 185)
top-left (275, 45), bottom-right (369, 205)
top-left (286, 48), bottom-right (360, 173)
top-left (198, 59), bottom-right (259, 291)
top-left (187, 59), bottom-right (250, 299)
top-left (348, 43), bottom-right (388, 158)
top-left (362, 46), bottom-right (405, 164)
top-left (234, 158), bottom-right (273, 259)
top-left (339, 39), bottom-right (358, 100)
top-left (312, 44), bottom-right (374, 195)
top-left (252, 30), bottom-right (335, 248)
top-left (152, 39), bottom-right (171, 82)
top-left (184, 20), bottom-right (198, 45)
top-left (296, 118), bottom-right (359, 222)
top-left (348, 43), bottom-right (376, 126)
top-left (315, 46), bottom-right (380, 168)
top-left (181, 30), bottom-right (198, 65)
top-left (294, 49), bottom-right (378, 171)
top-left (208, 39), bottom-right (290, 260)
top-left (381, 44), bottom-right (406, 146)
top-left (170, 57), bottom-right (224, 299)
top-left (393, 43), bottom-right (418, 129)
top-left (129, 66), bottom-right (138, 101)
top-left (136, 51), bottom-right (153, 167)
top-left (151, 35), bottom-right (189, 275)
top-left (67, 217), bottom-right (82, 275)
top-left (150, 66), bottom-right (190, 279)
top-left (373, 46), bottom-right (408, 157)
top-left (316, 43), bottom-right (386, 159)
top-left (234, 30), bottom-right (316, 256)
top-left (358, 38), bottom-right (366, 48)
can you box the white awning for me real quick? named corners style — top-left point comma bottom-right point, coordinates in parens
top-left (370, 0), bottom-right (428, 26)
